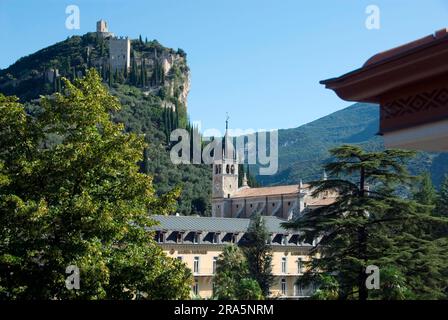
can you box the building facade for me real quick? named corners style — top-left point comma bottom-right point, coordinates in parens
top-left (152, 215), bottom-right (316, 299)
top-left (211, 125), bottom-right (337, 219)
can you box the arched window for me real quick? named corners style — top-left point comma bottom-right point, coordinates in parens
top-left (226, 165), bottom-right (230, 174)
top-left (215, 165), bottom-right (219, 174)
top-left (230, 165), bottom-right (235, 174)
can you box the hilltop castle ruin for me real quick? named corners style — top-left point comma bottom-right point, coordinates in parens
top-left (96, 20), bottom-right (130, 72)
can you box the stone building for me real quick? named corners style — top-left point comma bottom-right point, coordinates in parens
top-left (152, 215), bottom-right (316, 299)
top-left (95, 20), bottom-right (130, 72)
top-left (212, 123), bottom-right (337, 219)
top-left (109, 36), bottom-right (131, 72)
top-left (96, 19), bottom-right (114, 38)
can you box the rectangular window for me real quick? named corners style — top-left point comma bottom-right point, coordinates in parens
top-left (281, 257), bottom-right (287, 274)
top-left (177, 232), bottom-right (183, 244)
top-left (297, 258), bottom-right (303, 274)
top-left (193, 280), bottom-right (199, 296)
top-left (193, 233), bottom-right (200, 244)
top-left (294, 284), bottom-right (300, 297)
top-left (281, 235), bottom-right (287, 245)
top-left (194, 257), bottom-right (200, 274)
top-left (157, 232), bottom-right (164, 243)
top-left (212, 257), bottom-right (217, 274)
top-left (281, 279), bottom-right (287, 295)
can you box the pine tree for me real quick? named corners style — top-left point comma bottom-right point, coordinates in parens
top-left (414, 173), bottom-right (438, 207)
top-left (213, 246), bottom-right (262, 300)
top-left (436, 174), bottom-right (448, 216)
top-left (284, 145), bottom-right (448, 300)
top-left (241, 215), bottom-right (274, 297)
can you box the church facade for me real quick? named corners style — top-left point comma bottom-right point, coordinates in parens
top-left (211, 129), bottom-right (337, 219)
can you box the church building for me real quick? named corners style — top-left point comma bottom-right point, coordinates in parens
top-left (211, 121), bottom-right (337, 219)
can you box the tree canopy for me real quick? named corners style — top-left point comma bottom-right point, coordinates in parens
top-left (213, 245), bottom-right (262, 300)
top-left (284, 145), bottom-right (448, 300)
top-left (0, 69), bottom-right (192, 299)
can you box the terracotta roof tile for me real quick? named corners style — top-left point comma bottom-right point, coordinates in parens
top-left (232, 184), bottom-right (309, 198)
top-left (307, 197), bottom-right (337, 207)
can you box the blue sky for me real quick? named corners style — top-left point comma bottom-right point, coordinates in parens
top-left (1, 0), bottom-right (447, 132)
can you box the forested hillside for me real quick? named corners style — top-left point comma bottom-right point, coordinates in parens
top-left (0, 32), bottom-right (212, 215)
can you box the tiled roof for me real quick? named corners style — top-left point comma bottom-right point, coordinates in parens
top-left (307, 197), bottom-right (337, 207)
top-left (232, 184), bottom-right (309, 198)
top-left (151, 215), bottom-right (290, 234)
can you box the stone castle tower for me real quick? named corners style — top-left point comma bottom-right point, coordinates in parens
top-left (95, 20), bottom-right (130, 72)
top-left (109, 36), bottom-right (131, 72)
top-left (96, 20), bottom-right (108, 33)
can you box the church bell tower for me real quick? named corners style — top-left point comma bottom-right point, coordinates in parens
top-left (212, 116), bottom-right (239, 200)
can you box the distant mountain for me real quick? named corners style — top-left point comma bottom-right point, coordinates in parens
top-left (257, 103), bottom-right (448, 188)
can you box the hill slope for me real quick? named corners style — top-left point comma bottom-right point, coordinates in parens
top-left (0, 32), bottom-right (212, 215)
top-left (257, 103), bottom-right (448, 188)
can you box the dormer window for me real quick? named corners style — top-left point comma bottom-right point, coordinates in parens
top-left (157, 232), bottom-right (165, 243)
top-left (212, 233), bottom-right (220, 244)
top-left (176, 232), bottom-right (183, 244)
top-left (193, 233), bottom-right (200, 244)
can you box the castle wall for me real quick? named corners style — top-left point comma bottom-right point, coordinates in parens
top-left (109, 37), bottom-right (130, 72)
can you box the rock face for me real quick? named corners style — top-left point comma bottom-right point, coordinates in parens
top-left (130, 42), bottom-right (190, 110)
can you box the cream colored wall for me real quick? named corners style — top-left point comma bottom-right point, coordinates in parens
top-left (163, 244), bottom-right (221, 299)
top-left (161, 244), bottom-right (312, 299)
top-left (271, 250), bottom-right (309, 275)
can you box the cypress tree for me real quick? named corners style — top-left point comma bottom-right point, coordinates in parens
top-left (436, 174), bottom-right (448, 216)
top-left (108, 64), bottom-right (112, 87)
top-left (240, 214), bottom-right (274, 298)
top-left (414, 173), bottom-right (437, 207)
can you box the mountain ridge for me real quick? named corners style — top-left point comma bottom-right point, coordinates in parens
top-left (257, 103), bottom-right (448, 188)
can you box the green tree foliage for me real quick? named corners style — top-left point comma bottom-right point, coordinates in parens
top-left (414, 173), bottom-right (438, 207)
top-left (240, 215), bottom-right (274, 297)
top-left (213, 246), bottom-right (262, 300)
top-left (238, 165), bottom-right (260, 188)
top-left (284, 145), bottom-right (448, 300)
top-left (436, 174), bottom-right (448, 216)
top-left (0, 70), bottom-right (192, 299)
